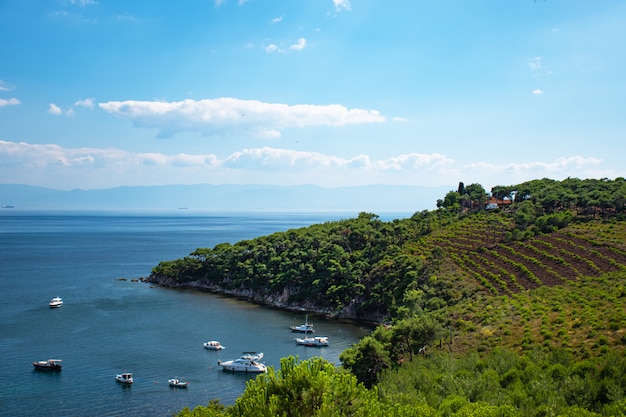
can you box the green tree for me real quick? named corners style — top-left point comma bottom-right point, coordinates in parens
top-left (340, 336), bottom-right (391, 388)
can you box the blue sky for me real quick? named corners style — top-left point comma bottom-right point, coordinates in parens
top-left (1, 0), bottom-right (625, 192)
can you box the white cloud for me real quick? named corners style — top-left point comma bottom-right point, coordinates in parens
top-left (532, 89), bottom-right (543, 95)
top-left (224, 147), bottom-right (345, 170)
top-left (98, 98), bottom-right (386, 138)
top-left (265, 38), bottom-right (306, 53)
top-left (0, 140), bottom-right (457, 188)
top-left (265, 43), bottom-right (282, 53)
top-left (333, 0), bottom-right (351, 12)
top-left (528, 57), bottom-right (542, 71)
top-left (48, 103), bottom-right (75, 116)
top-left (116, 12), bottom-right (135, 22)
top-left (374, 153), bottom-right (453, 171)
top-left (48, 103), bottom-right (63, 115)
top-left (464, 156), bottom-right (604, 186)
top-left (0, 80), bottom-right (15, 92)
top-left (74, 98), bottom-right (96, 108)
top-left (214, 0), bottom-right (248, 6)
top-left (271, 15), bottom-right (284, 24)
top-left (0, 80), bottom-right (19, 107)
top-left (2, 140), bottom-right (614, 191)
top-left (69, 0), bottom-right (98, 5)
top-left (0, 98), bottom-right (20, 107)
top-left (289, 38), bottom-right (307, 51)
top-left (0, 140), bottom-right (221, 189)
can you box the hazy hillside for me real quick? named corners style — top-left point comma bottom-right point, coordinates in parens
top-left (0, 183), bottom-right (449, 212)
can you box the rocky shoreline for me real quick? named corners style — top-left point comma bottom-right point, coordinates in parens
top-left (144, 273), bottom-right (386, 324)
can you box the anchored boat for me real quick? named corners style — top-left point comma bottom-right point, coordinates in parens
top-left (218, 352), bottom-right (267, 373)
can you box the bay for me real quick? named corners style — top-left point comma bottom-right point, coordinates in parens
top-left (0, 210), bottom-right (396, 417)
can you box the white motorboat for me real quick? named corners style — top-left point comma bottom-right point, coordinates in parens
top-left (218, 352), bottom-right (267, 373)
top-left (116, 372), bottom-right (133, 384)
top-left (168, 378), bottom-right (189, 388)
top-left (203, 340), bottom-right (225, 350)
top-left (295, 336), bottom-right (329, 347)
top-left (290, 315), bottom-right (314, 333)
top-left (49, 297), bottom-right (63, 308)
top-left (32, 359), bottom-right (62, 371)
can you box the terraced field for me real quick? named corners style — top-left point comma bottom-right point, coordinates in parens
top-left (414, 216), bottom-right (626, 295)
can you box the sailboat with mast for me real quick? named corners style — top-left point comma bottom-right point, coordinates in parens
top-left (290, 314), bottom-right (315, 333)
top-left (293, 314), bottom-right (329, 347)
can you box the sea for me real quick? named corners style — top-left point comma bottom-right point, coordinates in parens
top-left (0, 210), bottom-right (408, 417)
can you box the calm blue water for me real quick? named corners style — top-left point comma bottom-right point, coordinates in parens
top-left (0, 210), bottom-right (391, 417)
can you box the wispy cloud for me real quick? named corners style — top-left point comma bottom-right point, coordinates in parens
top-left (464, 156), bottom-right (604, 185)
top-left (333, 0), bottom-right (352, 12)
top-left (1, 140), bottom-right (613, 190)
top-left (115, 12), bottom-right (136, 22)
top-left (45, 97), bottom-right (94, 114)
top-left (69, 0), bottom-right (98, 5)
top-left (0, 80), bottom-right (20, 107)
top-left (0, 98), bottom-right (20, 107)
top-left (214, 0), bottom-right (248, 6)
top-left (74, 98), bottom-right (96, 109)
top-left (48, 103), bottom-right (75, 116)
top-left (264, 38), bottom-right (307, 53)
top-left (48, 103), bottom-right (63, 115)
top-left (0, 80), bottom-right (15, 92)
top-left (271, 15), bottom-right (284, 24)
top-left (289, 38), bottom-right (307, 51)
top-left (0, 140), bottom-right (456, 188)
top-left (532, 89), bottom-right (543, 95)
top-left (98, 98), bottom-right (386, 138)
top-left (528, 56), bottom-right (542, 71)
top-left (265, 43), bottom-right (282, 53)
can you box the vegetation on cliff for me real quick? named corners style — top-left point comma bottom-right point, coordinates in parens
top-left (150, 210), bottom-right (442, 319)
top-left (153, 177), bottom-right (626, 416)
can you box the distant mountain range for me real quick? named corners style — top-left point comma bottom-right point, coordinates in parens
top-left (0, 183), bottom-right (451, 213)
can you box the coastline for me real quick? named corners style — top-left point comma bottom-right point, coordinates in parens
top-left (145, 273), bottom-right (386, 325)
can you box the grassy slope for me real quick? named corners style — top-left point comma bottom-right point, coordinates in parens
top-left (419, 214), bottom-right (626, 359)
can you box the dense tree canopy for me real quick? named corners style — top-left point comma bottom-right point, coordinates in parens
top-left (177, 351), bottom-right (626, 417)
top-left (151, 211), bottom-right (448, 319)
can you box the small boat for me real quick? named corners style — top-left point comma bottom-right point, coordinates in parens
top-left (203, 340), bottom-right (225, 350)
top-left (168, 378), bottom-right (189, 388)
top-left (296, 335), bottom-right (329, 347)
top-left (116, 372), bottom-right (133, 384)
top-left (290, 315), bottom-right (314, 333)
top-left (32, 359), bottom-right (62, 371)
top-left (218, 352), bottom-right (267, 373)
top-left (49, 297), bottom-right (63, 308)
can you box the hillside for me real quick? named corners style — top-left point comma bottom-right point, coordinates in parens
top-left (149, 178), bottom-right (626, 358)
top-left (149, 177), bottom-right (626, 416)
top-left (417, 215), bottom-right (626, 294)
top-left (417, 215), bottom-right (626, 357)
top-left (165, 178), bottom-right (626, 417)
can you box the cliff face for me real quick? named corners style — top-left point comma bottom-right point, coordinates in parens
top-left (146, 273), bottom-right (386, 322)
